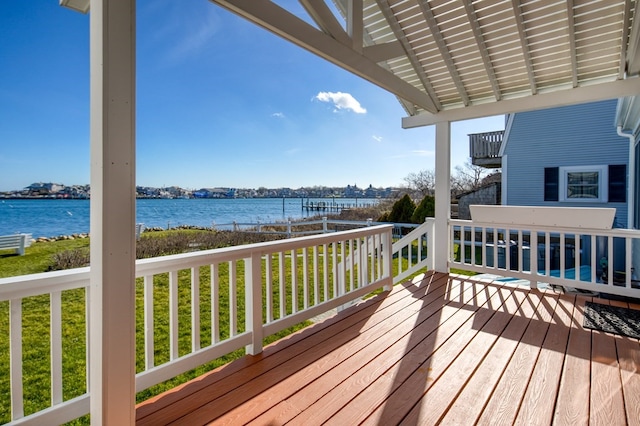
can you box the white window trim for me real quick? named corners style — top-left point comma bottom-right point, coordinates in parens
top-left (559, 165), bottom-right (608, 202)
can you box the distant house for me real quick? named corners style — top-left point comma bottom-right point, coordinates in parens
top-left (26, 182), bottom-right (64, 196)
top-left (457, 173), bottom-right (501, 220)
top-left (193, 188), bottom-right (235, 199)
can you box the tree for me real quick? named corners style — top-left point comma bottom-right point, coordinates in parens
top-left (411, 195), bottom-right (435, 223)
top-left (403, 169), bottom-right (435, 198)
top-left (404, 161), bottom-right (498, 201)
top-left (451, 160), bottom-right (493, 197)
top-left (381, 194), bottom-right (416, 223)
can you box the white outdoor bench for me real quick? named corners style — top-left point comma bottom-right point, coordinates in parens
top-left (0, 233), bottom-right (32, 256)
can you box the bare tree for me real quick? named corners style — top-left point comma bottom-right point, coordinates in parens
top-left (404, 161), bottom-right (497, 200)
top-left (451, 159), bottom-right (493, 197)
top-left (403, 169), bottom-right (435, 197)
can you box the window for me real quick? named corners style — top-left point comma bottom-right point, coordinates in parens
top-left (563, 167), bottom-right (603, 200)
top-left (544, 165), bottom-right (626, 203)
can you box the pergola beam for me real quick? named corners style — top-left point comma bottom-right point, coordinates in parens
top-left (511, 0), bottom-right (537, 95)
top-left (403, 77), bottom-right (640, 127)
top-left (565, 0), bottom-right (578, 87)
top-left (211, 0), bottom-right (438, 113)
top-left (418, 0), bottom-right (470, 106)
top-left (299, 0), bottom-right (351, 45)
top-left (461, 0), bottom-right (501, 101)
top-left (374, 0), bottom-right (441, 111)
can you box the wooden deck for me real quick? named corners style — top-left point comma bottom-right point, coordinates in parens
top-left (136, 271), bottom-right (640, 425)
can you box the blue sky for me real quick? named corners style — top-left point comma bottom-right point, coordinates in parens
top-left (0, 1), bottom-right (504, 192)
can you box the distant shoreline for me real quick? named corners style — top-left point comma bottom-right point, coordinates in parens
top-left (1, 195), bottom-right (383, 200)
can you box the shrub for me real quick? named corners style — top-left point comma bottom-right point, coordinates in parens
top-left (49, 248), bottom-right (90, 270)
top-left (47, 230), bottom-right (286, 270)
top-left (412, 195), bottom-right (435, 223)
top-left (386, 194), bottom-right (416, 223)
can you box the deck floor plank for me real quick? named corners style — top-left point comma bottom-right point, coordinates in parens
top-left (442, 289), bottom-right (558, 425)
top-left (589, 299), bottom-right (626, 426)
top-left (359, 281), bottom-right (515, 425)
top-left (137, 274), bottom-right (425, 425)
top-left (475, 289), bottom-right (558, 425)
top-left (399, 284), bottom-right (533, 425)
top-left (514, 293), bottom-right (575, 425)
top-left (134, 272), bottom-right (640, 426)
top-left (288, 275), bottom-right (490, 426)
top-left (212, 274), bottom-right (454, 425)
top-left (554, 295), bottom-right (592, 425)
top-left (248, 274), bottom-right (455, 424)
top-left (165, 281), bottom-right (426, 425)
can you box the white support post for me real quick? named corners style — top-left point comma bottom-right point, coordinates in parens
top-left (434, 121), bottom-right (451, 272)
top-left (89, 0), bottom-right (136, 424)
top-left (383, 230), bottom-right (392, 291)
top-left (245, 253), bottom-right (264, 355)
top-left (425, 217), bottom-right (436, 271)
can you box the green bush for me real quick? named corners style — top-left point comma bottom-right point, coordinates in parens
top-left (386, 194), bottom-right (416, 223)
top-left (412, 195), bottom-right (435, 223)
top-left (46, 230), bottom-right (286, 270)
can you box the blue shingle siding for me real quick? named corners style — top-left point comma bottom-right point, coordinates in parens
top-left (503, 99), bottom-right (629, 227)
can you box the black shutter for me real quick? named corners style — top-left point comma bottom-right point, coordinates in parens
top-left (608, 164), bottom-right (626, 202)
top-left (544, 167), bottom-right (559, 201)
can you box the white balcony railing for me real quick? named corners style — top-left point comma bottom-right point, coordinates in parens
top-left (450, 218), bottom-right (640, 298)
top-left (469, 130), bottom-right (504, 168)
top-left (0, 225), bottom-right (395, 425)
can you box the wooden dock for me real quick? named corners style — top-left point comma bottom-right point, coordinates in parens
top-left (302, 199), bottom-right (377, 213)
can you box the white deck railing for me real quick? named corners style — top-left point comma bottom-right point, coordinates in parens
top-left (8, 214), bottom-right (640, 424)
top-left (450, 218), bottom-right (640, 298)
top-left (392, 218), bottom-right (433, 285)
top-left (0, 225), bottom-right (393, 425)
top-left (212, 217), bottom-right (418, 239)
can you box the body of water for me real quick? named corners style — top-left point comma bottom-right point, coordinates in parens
top-left (0, 198), bottom-right (378, 238)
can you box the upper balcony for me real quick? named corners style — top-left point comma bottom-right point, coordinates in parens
top-left (469, 130), bottom-right (504, 168)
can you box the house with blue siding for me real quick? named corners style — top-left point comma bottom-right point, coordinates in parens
top-left (500, 99), bottom-right (630, 228)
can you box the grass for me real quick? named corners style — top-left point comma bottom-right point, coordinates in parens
top-left (0, 228), bottom-right (416, 424)
top-left (0, 238), bottom-right (90, 278)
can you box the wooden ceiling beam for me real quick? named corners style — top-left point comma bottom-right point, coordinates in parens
top-left (461, 0), bottom-right (501, 101)
top-left (403, 77), bottom-right (640, 127)
top-left (418, 0), bottom-right (470, 106)
top-left (211, 0), bottom-right (439, 112)
top-left (299, 0), bottom-right (351, 46)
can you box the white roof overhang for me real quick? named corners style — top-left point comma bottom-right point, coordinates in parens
top-left (59, 0), bottom-right (89, 14)
top-left (210, 0), bottom-right (640, 128)
top-left (616, 95), bottom-right (640, 135)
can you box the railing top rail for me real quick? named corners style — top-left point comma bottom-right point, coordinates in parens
top-left (449, 218), bottom-right (640, 237)
top-left (0, 267), bottom-right (90, 300)
top-left (0, 224), bottom-right (393, 297)
top-left (468, 130), bottom-right (505, 137)
top-left (135, 224), bottom-right (393, 275)
top-left (214, 219), bottom-right (417, 228)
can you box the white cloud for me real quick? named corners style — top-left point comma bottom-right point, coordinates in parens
top-left (372, 135), bottom-right (383, 142)
top-left (271, 112), bottom-right (285, 118)
top-left (314, 91), bottom-right (367, 114)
